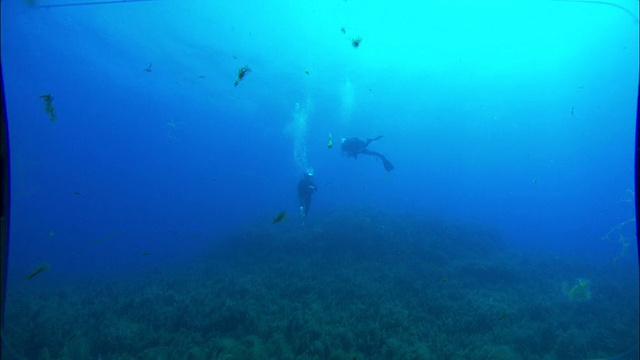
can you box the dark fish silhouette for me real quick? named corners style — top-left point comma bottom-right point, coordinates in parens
top-left (272, 211), bottom-right (286, 224)
top-left (234, 66), bottom-right (251, 87)
top-left (26, 263), bottom-right (49, 280)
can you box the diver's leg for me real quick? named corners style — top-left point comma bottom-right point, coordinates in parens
top-left (380, 155), bottom-right (394, 171)
top-left (299, 197), bottom-right (306, 215)
top-left (305, 199), bottom-right (311, 216)
top-left (361, 150), bottom-right (394, 171)
top-left (365, 135), bottom-right (383, 146)
top-left (360, 149), bottom-right (381, 157)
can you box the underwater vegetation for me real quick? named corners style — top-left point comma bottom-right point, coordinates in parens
top-left (234, 65), bottom-right (251, 87)
top-left (3, 209), bottom-right (638, 359)
top-left (562, 278), bottom-right (592, 301)
top-left (602, 217), bottom-right (637, 261)
top-left (38, 93), bottom-right (56, 121)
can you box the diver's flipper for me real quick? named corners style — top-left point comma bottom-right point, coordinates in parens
top-left (382, 157), bottom-right (394, 171)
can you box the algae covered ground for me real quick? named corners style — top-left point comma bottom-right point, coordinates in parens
top-left (3, 209), bottom-right (638, 359)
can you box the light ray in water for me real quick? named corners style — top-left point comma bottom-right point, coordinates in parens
top-left (552, 0), bottom-right (639, 22)
top-left (340, 77), bottom-right (354, 123)
top-left (33, 0), bottom-right (164, 9)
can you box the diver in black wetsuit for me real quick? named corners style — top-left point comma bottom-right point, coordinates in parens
top-left (297, 171), bottom-right (317, 217)
top-left (341, 136), bottom-right (395, 171)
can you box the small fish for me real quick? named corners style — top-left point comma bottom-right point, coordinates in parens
top-left (327, 132), bottom-right (333, 148)
top-left (272, 211), bottom-right (286, 224)
top-left (351, 37), bottom-right (362, 48)
top-left (142, 252), bottom-right (150, 256)
top-left (71, 191), bottom-right (82, 195)
top-left (67, 333), bottom-right (77, 343)
top-left (234, 66), bottom-right (251, 87)
top-left (570, 106), bottom-right (578, 119)
top-left (26, 263), bottom-right (49, 280)
top-left (340, 26), bottom-right (346, 34)
top-left (144, 63), bottom-right (153, 72)
top-left (90, 232), bottom-right (123, 245)
top-left (38, 93), bottom-right (57, 121)
top-left (498, 311), bottom-right (507, 320)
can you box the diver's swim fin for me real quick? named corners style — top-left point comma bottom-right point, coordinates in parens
top-left (382, 157), bottom-right (394, 171)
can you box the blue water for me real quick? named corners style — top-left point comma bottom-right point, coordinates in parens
top-left (1, 1), bottom-right (638, 359)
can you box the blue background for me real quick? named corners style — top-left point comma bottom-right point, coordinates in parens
top-left (1, 0), bottom-right (638, 280)
top-left (1, 1), bottom-right (639, 359)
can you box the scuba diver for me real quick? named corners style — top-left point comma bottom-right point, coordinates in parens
top-left (341, 136), bottom-right (395, 171)
top-left (297, 171), bottom-right (317, 217)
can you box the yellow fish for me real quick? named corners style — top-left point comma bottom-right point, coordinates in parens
top-left (327, 132), bottom-right (333, 148)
